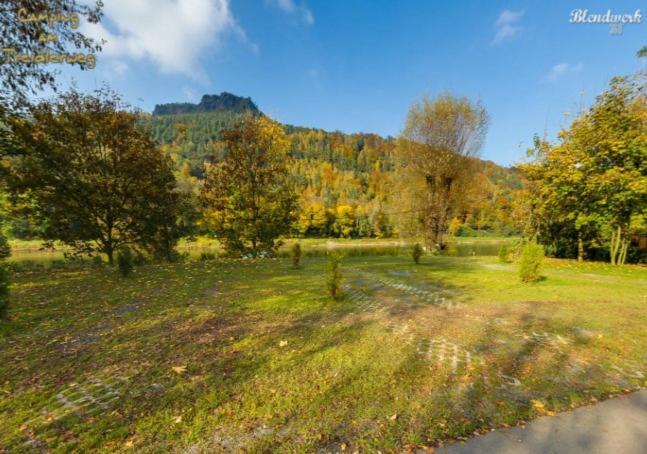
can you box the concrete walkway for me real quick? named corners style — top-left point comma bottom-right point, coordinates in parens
top-left (439, 390), bottom-right (647, 454)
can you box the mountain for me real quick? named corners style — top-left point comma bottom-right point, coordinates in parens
top-left (152, 92), bottom-right (260, 116)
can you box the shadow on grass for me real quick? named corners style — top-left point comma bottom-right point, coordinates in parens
top-left (4, 256), bottom-right (637, 452)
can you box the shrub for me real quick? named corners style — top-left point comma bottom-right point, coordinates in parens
top-left (292, 243), bottom-right (302, 267)
top-left (0, 263), bottom-right (9, 320)
top-left (412, 243), bottom-right (423, 264)
top-left (133, 253), bottom-right (148, 266)
top-left (117, 247), bottom-right (134, 277)
top-left (92, 255), bottom-right (104, 266)
top-left (498, 244), bottom-right (512, 263)
top-left (0, 233), bottom-right (10, 260)
top-left (199, 251), bottom-right (217, 261)
top-left (50, 259), bottom-right (69, 269)
top-left (519, 243), bottom-right (544, 282)
top-left (326, 252), bottom-right (342, 300)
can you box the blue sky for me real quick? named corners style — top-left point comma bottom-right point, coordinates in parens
top-left (65, 0), bottom-right (646, 166)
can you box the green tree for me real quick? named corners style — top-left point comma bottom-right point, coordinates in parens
top-left (523, 76), bottom-right (647, 264)
top-left (395, 94), bottom-right (488, 249)
top-left (4, 88), bottom-right (180, 263)
top-left (332, 205), bottom-right (355, 238)
top-left (201, 115), bottom-right (297, 256)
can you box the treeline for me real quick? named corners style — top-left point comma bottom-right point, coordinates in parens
top-left (147, 108), bottom-right (524, 239)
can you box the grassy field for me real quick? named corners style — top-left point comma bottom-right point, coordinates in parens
top-left (1, 253), bottom-right (645, 452)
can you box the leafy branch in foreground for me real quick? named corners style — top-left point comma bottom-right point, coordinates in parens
top-left (0, 0), bottom-right (103, 110)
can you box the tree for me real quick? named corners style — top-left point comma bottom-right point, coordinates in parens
top-left (4, 88), bottom-right (180, 263)
top-left (522, 135), bottom-right (595, 260)
top-left (523, 76), bottom-right (647, 264)
top-left (0, 0), bottom-right (103, 109)
top-left (201, 115), bottom-right (297, 256)
top-left (395, 94), bottom-right (488, 248)
top-left (332, 205), bottom-right (355, 238)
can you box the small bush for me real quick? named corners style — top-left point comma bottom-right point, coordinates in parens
top-left (132, 253), bottom-right (148, 266)
top-left (498, 244), bottom-right (512, 263)
top-left (117, 247), bottom-right (134, 277)
top-left (199, 251), bottom-right (217, 261)
top-left (91, 255), bottom-right (104, 266)
top-left (292, 243), bottom-right (302, 267)
top-left (326, 252), bottom-right (342, 300)
top-left (0, 263), bottom-right (9, 320)
top-left (50, 259), bottom-right (67, 269)
top-left (412, 243), bottom-right (423, 264)
top-left (0, 234), bottom-right (10, 260)
top-left (519, 243), bottom-right (544, 282)
top-left (7, 260), bottom-right (44, 272)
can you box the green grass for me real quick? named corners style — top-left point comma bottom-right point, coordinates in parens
top-left (1, 254), bottom-right (644, 452)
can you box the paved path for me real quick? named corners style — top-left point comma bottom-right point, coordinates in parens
top-left (439, 390), bottom-right (647, 454)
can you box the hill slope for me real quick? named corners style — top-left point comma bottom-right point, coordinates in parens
top-left (147, 94), bottom-right (523, 237)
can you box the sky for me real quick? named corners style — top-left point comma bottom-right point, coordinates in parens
top-left (62, 0), bottom-right (646, 166)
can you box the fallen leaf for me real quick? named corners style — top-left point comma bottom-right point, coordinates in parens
top-left (174, 415), bottom-right (182, 423)
top-left (279, 340), bottom-right (288, 347)
top-left (388, 413), bottom-right (398, 421)
top-left (172, 365), bottom-right (187, 374)
top-left (531, 399), bottom-right (545, 411)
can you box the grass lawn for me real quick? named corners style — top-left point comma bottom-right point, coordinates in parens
top-left (1, 255), bottom-right (645, 452)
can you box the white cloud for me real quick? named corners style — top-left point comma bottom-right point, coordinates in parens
top-left (268, 0), bottom-right (314, 25)
top-left (182, 85), bottom-right (197, 101)
top-left (545, 62), bottom-right (583, 81)
top-left (112, 60), bottom-right (128, 76)
top-left (492, 9), bottom-right (523, 44)
top-left (82, 0), bottom-right (244, 79)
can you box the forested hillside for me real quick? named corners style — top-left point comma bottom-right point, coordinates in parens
top-left (147, 94), bottom-right (524, 238)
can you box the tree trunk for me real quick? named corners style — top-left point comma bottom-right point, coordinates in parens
top-left (577, 232), bottom-right (584, 262)
top-left (105, 224), bottom-right (115, 265)
top-left (610, 226), bottom-right (622, 265)
top-left (618, 240), bottom-right (629, 265)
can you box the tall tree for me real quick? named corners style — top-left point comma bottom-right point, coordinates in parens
top-left (201, 115), bottom-right (297, 256)
top-left (395, 94), bottom-right (488, 248)
top-left (4, 88), bottom-right (180, 263)
top-left (523, 76), bottom-right (647, 264)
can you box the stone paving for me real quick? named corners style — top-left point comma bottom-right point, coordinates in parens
top-left (348, 268), bottom-right (460, 309)
top-left (19, 375), bottom-right (163, 450)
